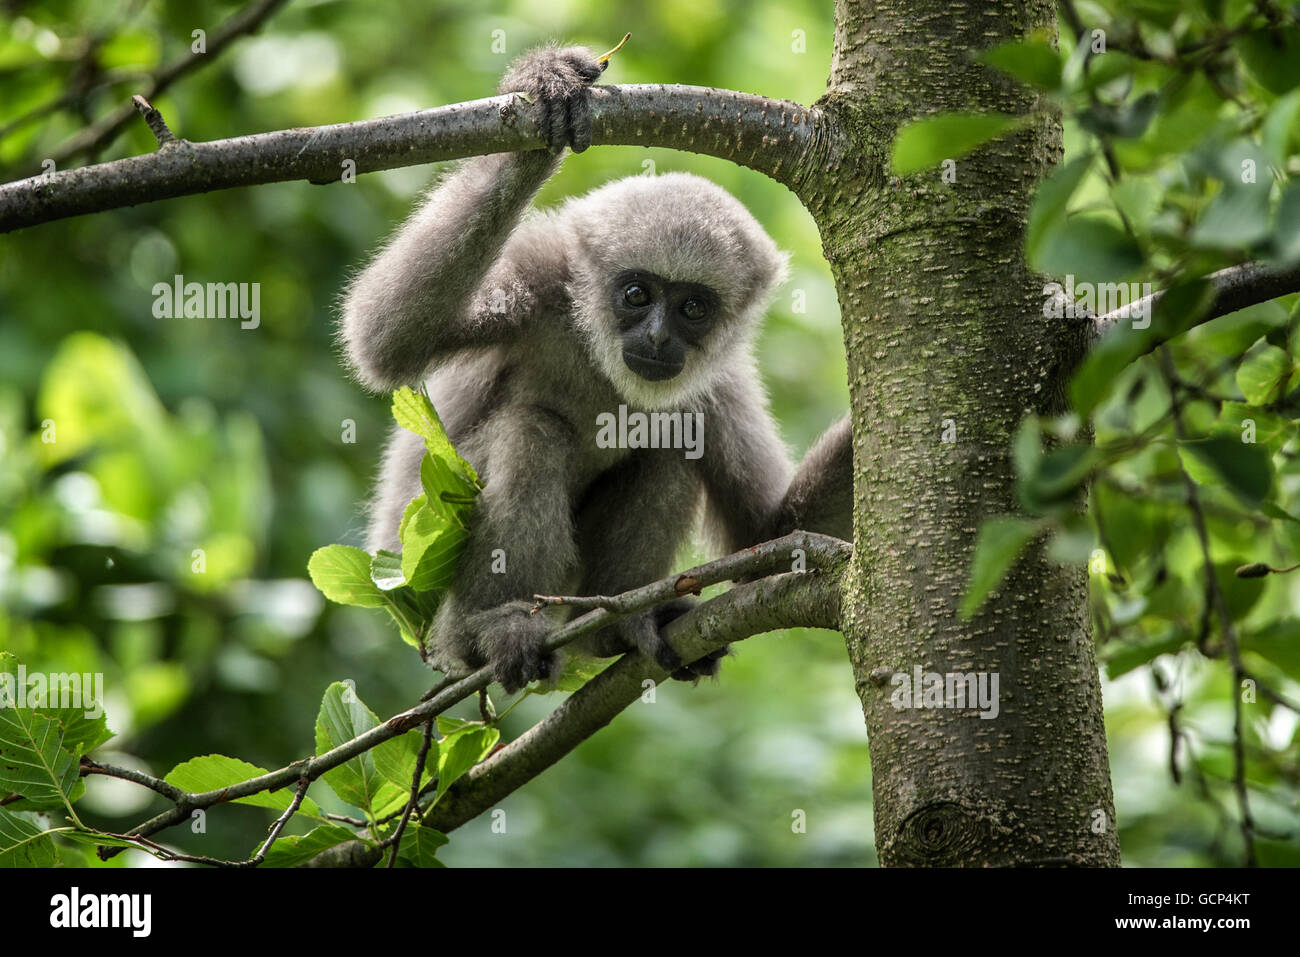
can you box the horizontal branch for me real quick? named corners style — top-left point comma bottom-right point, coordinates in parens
top-left (1094, 261), bottom-right (1300, 341)
top-left (1, 85), bottom-right (834, 233)
top-left (105, 531), bottom-right (849, 857)
top-left (422, 568), bottom-right (845, 835)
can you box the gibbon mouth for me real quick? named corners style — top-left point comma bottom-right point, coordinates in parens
top-left (622, 351), bottom-right (683, 381)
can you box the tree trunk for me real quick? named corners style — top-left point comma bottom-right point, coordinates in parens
top-left (801, 0), bottom-right (1119, 866)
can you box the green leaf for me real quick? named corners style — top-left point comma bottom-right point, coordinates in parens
top-left (1274, 182), bottom-right (1300, 263)
top-left (261, 824), bottom-right (361, 868)
top-left (370, 549), bottom-right (406, 591)
top-left (1178, 435), bottom-right (1274, 505)
top-left (1074, 51), bottom-right (1140, 94)
top-left (435, 726), bottom-right (500, 802)
top-left (891, 112), bottom-right (1025, 175)
top-left (164, 754), bottom-right (323, 819)
top-left (0, 653), bottom-right (113, 754)
top-left (0, 808), bottom-right (59, 867)
top-left (1094, 482), bottom-right (1173, 576)
top-left (1069, 280), bottom-right (1215, 417)
top-left (1104, 628), bottom-right (1189, 679)
top-left (1178, 301), bottom-right (1290, 360)
top-left (1235, 342), bottom-right (1293, 405)
top-left (1261, 89), bottom-right (1300, 168)
top-left (1258, 840), bottom-right (1300, 868)
top-left (1190, 184), bottom-right (1272, 250)
top-left (1112, 73), bottom-right (1220, 171)
top-left (1236, 27), bottom-right (1300, 95)
top-left (552, 654), bottom-right (614, 693)
top-left (1077, 92), bottom-right (1160, 139)
top-left (0, 707), bottom-right (80, 812)
top-left (1262, 501), bottom-right (1300, 525)
top-left (979, 38), bottom-right (1062, 91)
top-left (435, 716), bottom-right (481, 736)
top-left (371, 726), bottom-right (438, 796)
top-left (1027, 154), bottom-right (1094, 265)
top-left (1214, 559), bottom-right (1266, 621)
top-left (1012, 415), bottom-right (1043, 481)
top-left (1033, 216), bottom-right (1143, 284)
top-left (314, 683), bottom-right (408, 818)
top-left (1216, 403), bottom-right (1289, 449)
top-left (308, 546), bottom-right (428, 647)
top-left (400, 500), bottom-right (469, 593)
top-left (1241, 619), bottom-right (1300, 674)
top-left (1020, 443), bottom-right (1096, 512)
top-left (419, 454), bottom-right (477, 528)
top-left (959, 517), bottom-right (1042, 620)
top-left (392, 387), bottom-right (480, 487)
top-left (395, 824), bottom-right (449, 868)
top-left (308, 545), bottom-right (388, 608)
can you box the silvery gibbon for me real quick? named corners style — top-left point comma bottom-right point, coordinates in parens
top-left (340, 44), bottom-right (851, 692)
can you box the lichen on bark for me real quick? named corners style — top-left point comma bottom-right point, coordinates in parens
top-left (801, 0), bottom-right (1119, 867)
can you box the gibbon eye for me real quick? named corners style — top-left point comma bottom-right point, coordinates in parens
top-left (681, 299), bottom-right (708, 322)
top-left (624, 284), bottom-right (650, 308)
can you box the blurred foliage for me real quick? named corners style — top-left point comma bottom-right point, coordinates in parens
top-left (0, 0), bottom-right (860, 867)
top-left (0, 0), bottom-right (1297, 867)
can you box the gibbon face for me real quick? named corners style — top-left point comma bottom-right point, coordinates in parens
top-left (564, 172), bottom-right (790, 409)
top-left (609, 269), bottom-right (721, 382)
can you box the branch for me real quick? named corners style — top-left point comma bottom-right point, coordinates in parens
top-left (1093, 261), bottom-right (1300, 342)
top-left (102, 531), bottom-right (849, 856)
top-left (131, 95), bottom-right (177, 148)
top-left (385, 718), bottom-right (434, 868)
top-left (0, 85), bottom-right (833, 233)
top-left (79, 757), bottom-right (184, 802)
top-left (423, 568), bottom-right (844, 834)
top-left (248, 776), bottom-right (309, 865)
top-left (32, 0), bottom-right (291, 172)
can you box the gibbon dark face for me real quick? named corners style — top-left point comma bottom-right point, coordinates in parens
top-left (611, 270), bottom-right (720, 381)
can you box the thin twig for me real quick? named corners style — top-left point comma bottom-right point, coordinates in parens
top-left (249, 776), bottom-right (310, 865)
top-left (322, 811), bottom-right (368, 827)
top-left (130, 95), bottom-right (177, 147)
top-left (79, 757), bottom-right (184, 801)
top-left (385, 719), bottom-right (434, 868)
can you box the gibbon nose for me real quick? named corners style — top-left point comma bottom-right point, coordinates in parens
top-left (644, 309), bottom-right (671, 348)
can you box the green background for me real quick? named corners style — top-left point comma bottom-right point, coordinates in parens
top-left (1, 0), bottom-right (1297, 866)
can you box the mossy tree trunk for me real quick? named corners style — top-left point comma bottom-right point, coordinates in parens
top-left (796, 0), bottom-right (1120, 866)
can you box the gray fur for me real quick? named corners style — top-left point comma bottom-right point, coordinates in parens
top-left (769, 415), bottom-right (854, 541)
top-left (339, 45), bottom-right (850, 692)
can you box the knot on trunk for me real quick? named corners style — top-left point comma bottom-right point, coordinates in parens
top-left (889, 801), bottom-right (989, 866)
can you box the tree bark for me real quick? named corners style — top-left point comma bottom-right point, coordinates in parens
top-left (801, 0), bottom-right (1120, 866)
